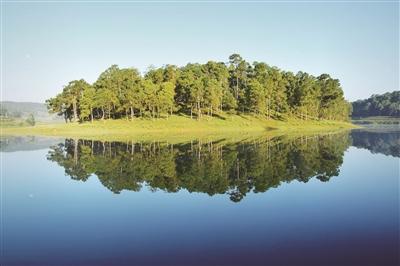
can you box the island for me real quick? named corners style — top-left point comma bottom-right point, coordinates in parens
top-left (1, 54), bottom-right (356, 140)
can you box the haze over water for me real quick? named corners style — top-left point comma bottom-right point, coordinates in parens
top-left (1, 128), bottom-right (399, 265)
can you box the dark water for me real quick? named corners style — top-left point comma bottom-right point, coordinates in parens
top-left (1, 129), bottom-right (399, 266)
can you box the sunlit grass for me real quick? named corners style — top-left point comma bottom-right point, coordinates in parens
top-left (1, 114), bottom-right (358, 142)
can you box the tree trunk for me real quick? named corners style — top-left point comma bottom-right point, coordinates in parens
top-left (236, 76), bottom-right (239, 99)
top-left (130, 107), bottom-right (134, 121)
top-left (72, 100), bottom-right (78, 122)
top-left (197, 100), bottom-right (201, 120)
top-left (90, 111), bottom-right (93, 123)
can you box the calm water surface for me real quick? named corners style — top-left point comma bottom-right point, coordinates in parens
top-left (1, 129), bottom-right (399, 266)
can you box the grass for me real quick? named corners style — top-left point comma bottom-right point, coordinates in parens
top-left (1, 114), bottom-right (358, 142)
top-left (0, 118), bottom-right (29, 127)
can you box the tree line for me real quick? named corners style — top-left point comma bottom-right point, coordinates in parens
top-left (0, 107), bottom-right (35, 126)
top-left (47, 133), bottom-right (349, 202)
top-left (352, 91), bottom-right (400, 117)
top-left (46, 54), bottom-right (351, 122)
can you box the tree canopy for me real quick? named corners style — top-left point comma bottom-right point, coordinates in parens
top-left (352, 91), bottom-right (400, 117)
top-left (46, 54), bottom-right (351, 122)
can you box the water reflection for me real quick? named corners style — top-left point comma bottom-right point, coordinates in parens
top-left (351, 129), bottom-right (400, 157)
top-left (2, 129), bottom-right (398, 266)
top-left (47, 133), bottom-right (350, 202)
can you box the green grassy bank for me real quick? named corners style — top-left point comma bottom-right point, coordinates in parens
top-left (1, 114), bottom-right (357, 142)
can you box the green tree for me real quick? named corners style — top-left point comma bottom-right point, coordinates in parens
top-left (118, 68), bottom-right (142, 120)
top-left (352, 91), bottom-right (399, 117)
top-left (228, 54), bottom-right (248, 111)
top-left (25, 113), bottom-right (35, 126)
top-left (158, 81), bottom-right (176, 117)
top-left (295, 72), bottom-right (320, 120)
top-left (47, 55), bottom-right (352, 122)
top-left (80, 83), bottom-right (96, 122)
top-left (94, 65), bottom-right (121, 119)
top-left (247, 79), bottom-right (266, 115)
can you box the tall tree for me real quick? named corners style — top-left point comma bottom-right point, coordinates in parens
top-left (228, 54), bottom-right (248, 111)
top-left (47, 55), bottom-right (353, 122)
top-left (80, 83), bottom-right (96, 122)
top-left (94, 65), bottom-right (121, 119)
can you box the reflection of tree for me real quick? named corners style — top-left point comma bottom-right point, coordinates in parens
top-left (47, 139), bottom-right (91, 181)
top-left (47, 133), bottom-right (350, 202)
top-left (351, 130), bottom-right (400, 157)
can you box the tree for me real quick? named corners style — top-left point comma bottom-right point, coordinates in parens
top-left (46, 94), bottom-right (67, 121)
top-left (118, 68), bottom-right (141, 120)
top-left (46, 55), bottom-right (352, 122)
top-left (352, 91), bottom-right (400, 117)
top-left (176, 64), bottom-right (204, 119)
top-left (46, 80), bottom-right (89, 123)
top-left (64, 79), bottom-right (90, 122)
top-left (141, 79), bottom-right (158, 118)
top-left (283, 71), bottom-right (297, 115)
top-left (26, 113), bottom-right (35, 126)
top-left (247, 79), bottom-right (266, 115)
top-left (0, 106), bottom-right (8, 117)
top-left (158, 81), bottom-right (176, 117)
top-left (94, 65), bottom-right (121, 119)
top-left (80, 84), bottom-right (96, 122)
top-left (203, 61), bottom-right (230, 114)
top-left (295, 72), bottom-right (320, 120)
top-left (266, 66), bottom-right (288, 118)
top-left (228, 54), bottom-right (249, 112)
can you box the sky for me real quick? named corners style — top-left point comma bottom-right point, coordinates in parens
top-left (1, 1), bottom-right (399, 103)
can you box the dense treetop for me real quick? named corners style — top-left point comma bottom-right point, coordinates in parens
top-left (46, 54), bottom-right (351, 122)
top-left (352, 91), bottom-right (400, 117)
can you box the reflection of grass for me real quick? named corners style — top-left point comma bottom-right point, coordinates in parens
top-left (1, 114), bottom-right (357, 142)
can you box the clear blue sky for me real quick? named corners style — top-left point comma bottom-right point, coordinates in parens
top-left (2, 1), bottom-right (399, 103)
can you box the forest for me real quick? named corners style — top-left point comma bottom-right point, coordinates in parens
top-left (352, 91), bottom-right (400, 117)
top-left (46, 54), bottom-right (351, 123)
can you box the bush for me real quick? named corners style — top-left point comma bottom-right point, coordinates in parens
top-left (26, 114), bottom-right (35, 126)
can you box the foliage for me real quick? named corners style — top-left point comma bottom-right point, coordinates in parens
top-left (352, 91), bottom-right (400, 117)
top-left (25, 113), bottom-right (35, 126)
top-left (46, 54), bottom-right (352, 122)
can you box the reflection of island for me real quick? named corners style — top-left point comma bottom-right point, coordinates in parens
top-left (47, 133), bottom-right (350, 202)
top-left (351, 129), bottom-right (400, 157)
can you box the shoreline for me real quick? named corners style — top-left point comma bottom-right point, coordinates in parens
top-left (1, 114), bottom-right (358, 142)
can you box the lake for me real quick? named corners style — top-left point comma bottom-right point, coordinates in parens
top-left (1, 128), bottom-right (399, 266)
